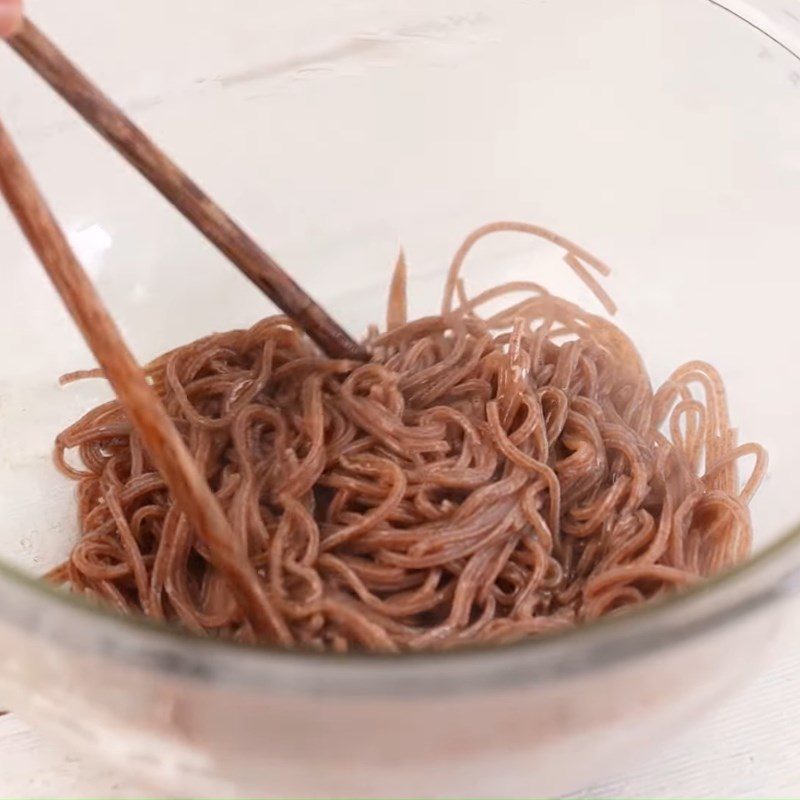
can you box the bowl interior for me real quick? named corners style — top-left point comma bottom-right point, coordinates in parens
top-left (0, 0), bottom-right (799, 581)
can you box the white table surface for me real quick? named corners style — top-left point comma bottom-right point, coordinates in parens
top-left (1, 0), bottom-right (800, 797)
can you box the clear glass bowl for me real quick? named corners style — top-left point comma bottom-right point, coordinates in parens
top-left (0, 0), bottom-right (799, 796)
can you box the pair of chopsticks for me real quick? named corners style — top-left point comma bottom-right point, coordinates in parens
top-left (0, 17), bottom-right (366, 637)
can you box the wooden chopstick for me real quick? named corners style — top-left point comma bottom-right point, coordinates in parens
top-left (0, 117), bottom-right (291, 643)
top-left (7, 16), bottom-right (367, 361)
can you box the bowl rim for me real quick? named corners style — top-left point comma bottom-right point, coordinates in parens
top-left (0, 0), bottom-right (798, 696)
top-left (0, 517), bottom-right (798, 696)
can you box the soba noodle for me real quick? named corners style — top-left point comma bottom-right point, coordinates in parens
top-left (48, 222), bottom-right (767, 652)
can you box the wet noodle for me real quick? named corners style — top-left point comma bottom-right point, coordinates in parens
top-left (49, 222), bottom-right (766, 651)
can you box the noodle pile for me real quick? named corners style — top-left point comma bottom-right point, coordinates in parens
top-left (48, 222), bottom-right (767, 652)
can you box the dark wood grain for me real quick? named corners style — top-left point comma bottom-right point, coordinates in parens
top-left (0, 118), bottom-right (290, 642)
top-left (7, 16), bottom-right (366, 361)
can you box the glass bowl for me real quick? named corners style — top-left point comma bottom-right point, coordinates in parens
top-left (1, 0), bottom-right (799, 796)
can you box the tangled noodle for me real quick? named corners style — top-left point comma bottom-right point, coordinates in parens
top-left (47, 222), bottom-right (767, 652)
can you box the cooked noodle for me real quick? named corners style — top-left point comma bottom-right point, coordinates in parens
top-left (48, 222), bottom-right (767, 652)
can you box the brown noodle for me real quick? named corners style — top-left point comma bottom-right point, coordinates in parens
top-left (47, 222), bottom-right (767, 652)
